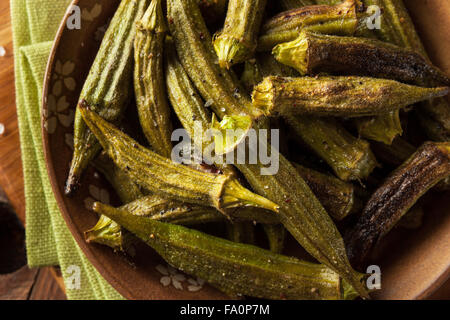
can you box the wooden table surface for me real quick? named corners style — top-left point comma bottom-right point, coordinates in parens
top-left (0, 0), bottom-right (447, 300)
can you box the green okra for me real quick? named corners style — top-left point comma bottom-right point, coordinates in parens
top-left (93, 153), bottom-right (145, 203)
top-left (287, 116), bottom-right (377, 181)
top-left (168, 0), bottom-right (369, 297)
top-left (252, 76), bottom-right (449, 118)
top-left (370, 137), bottom-right (416, 167)
top-left (294, 163), bottom-right (360, 220)
top-left (258, 0), bottom-right (361, 51)
top-left (213, 0), bottom-right (268, 68)
top-left (262, 224), bottom-right (286, 253)
top-left (273, 31), bottom-right (450, 86)
top-left (134, 0), bottom-right (173, 157)
top-left (79, 106), bottom-right (279, 215)
top-left (97, 203), bottom-right (358, 300)
top-left (65, 0), bottom-right (150, 195)
top-left (279, 0), bottom-right (315, 11)
top-left (345, 142), bottom-right (450, 268)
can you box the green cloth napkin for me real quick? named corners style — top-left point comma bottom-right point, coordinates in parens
top-left (11, 0), bottom-right (123, 300)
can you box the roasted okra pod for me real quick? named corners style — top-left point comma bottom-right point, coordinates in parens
top-left (252, 76), bottom-right (448, 118)
top-left (273, 31), bottom-right (450, 86)
top-left (134, 0), bottom-right (173, 157)
top-left (213, 0), bottom-right (268, 68)
top-left (66, 0), bottom-right (150, 195)
top-left (99, 204), bottom-right (358, 300)
top-left (345, 142), bottom-right (450, 268)
top-left (279, 0), bottom-right (315, 11)
top-left (79, 106), bottom-right (279, 215)
top-left (287, 116), bottom-right (377, 181)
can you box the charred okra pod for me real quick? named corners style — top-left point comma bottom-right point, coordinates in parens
top-left (134, 0), bottom-right (173, 157)
top-left (294, 163), bottom-right (360, 220)
top-left (287, 116), bottom-right (377, 181)
top-left (98, 204), bottom-right (358, 300)
top-left (169, 0), bottom-right (369, 297)
top-left (66, 0), bottom-right (150, 195)
top-left (345, 142), bottom-right (450, 268)
top-left (213, 0), bottom-right (268, 68)
top-left (273, 31), bottom-right (450, 86)
top-left (258, 0), bottom-right (361, 51)
top-left (262, 224), bottom-right (286, 253)
top-left (252, 76), bottom-right (448, 118)
top-left (79, 106), bottom-right (279, 215)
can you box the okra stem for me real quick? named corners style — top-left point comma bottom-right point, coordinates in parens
top-left (80, 106), bottom-right (279, 214)
top-left (169, 0), bottom-right (369, 297)
top-left (65, 0), bottom-right (150, 195)
top-left (98, 204), bottom-right (358, 300)
top-left (273, 31), bottom-right (449, 85)
top-left (345, 142), bottom-right (450, 268)
top-left (252, 76), bottom-right (448, 118)
top-left (213, 0), bottom-right (268, 68)
top-left (134, 0), bottom-right (173, 157)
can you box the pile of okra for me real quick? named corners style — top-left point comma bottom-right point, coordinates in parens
top-left (66, 0), bottom-right (450, 300)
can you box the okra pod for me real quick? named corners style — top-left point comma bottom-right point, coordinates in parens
top-left (345, 142), bottom-right (450, 268)
top-left (169, 0), bottom-right (369, 297)
top-left (252, 76), bottom-right (448, 118)
top-left (80, 106), bottom-right (279, 214)
top-left (262, 224), bottom-right (286, 253)
top-left (240, 60), bottom-right (264, 94)
top-left (273, 31), bottom-right (449, 86)
top-left (66, 0), bottom-right (149, 195)
top-left (258, 0), bottom-right (361, 51)
top-left (287, 116), bottom-right (376, 181)
top-left (294, 163), bottom-right (360, 220)
top-left (213, 0), bottom-right (268, 68)
top-left (98, 203), bottom-right (358, 300)
top-left (134, 0), bottom-right (173, 157)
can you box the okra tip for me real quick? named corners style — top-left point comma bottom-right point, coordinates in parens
top-left (84, 209), bottom-right (122, 251)
top-left (221, 178), bottom-right (280, 214)
top-left (64, 174), bottom-right (80, 196)
top-left (213, 34), bottom-right (252, 69)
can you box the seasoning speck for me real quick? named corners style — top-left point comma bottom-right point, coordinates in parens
top-left (0, 46), bottom-right (5, 57)
top-left (0, 123), bottom-right (5, 136)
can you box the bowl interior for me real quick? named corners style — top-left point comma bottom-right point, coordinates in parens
top-left (41, 0), bottom-right (450, 300)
